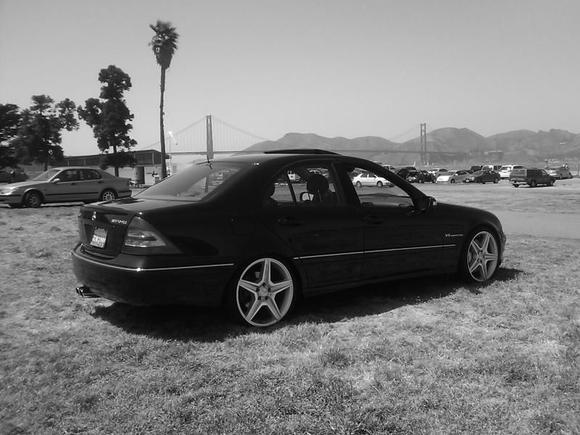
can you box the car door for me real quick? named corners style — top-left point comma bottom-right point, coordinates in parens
top-left (340, 163), bottom-right (448, 281)
top-left (79, 169), bottom-right (104, 201)
top-left (261, 162), bottom-right (364, 291)
top-left (42, 169), bottom-right (82, 203)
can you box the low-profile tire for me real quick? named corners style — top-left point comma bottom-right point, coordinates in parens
top-left (228, 257), bottom-right (296, 327)
top-left (23, 191), bottom-right (42, 208)
top-left (100, 189), bottom-right (117, 201)
top-left (460, 229), bottom-right (500, 283)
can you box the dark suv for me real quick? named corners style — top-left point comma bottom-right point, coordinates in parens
top-left (509, 168), bottom-right (555, 188)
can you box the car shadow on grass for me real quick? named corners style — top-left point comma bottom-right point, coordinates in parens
top-left (91, 267), bottom-right (523, 341)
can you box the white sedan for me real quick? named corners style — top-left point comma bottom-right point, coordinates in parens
top-left (352, 172), bottom-right (391, 187)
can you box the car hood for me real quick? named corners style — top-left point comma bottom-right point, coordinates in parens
top-left (0, 179), bottom-right (45, 189)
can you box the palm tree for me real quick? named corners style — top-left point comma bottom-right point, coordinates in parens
top-left (149, 20), bottom-right (179, 179)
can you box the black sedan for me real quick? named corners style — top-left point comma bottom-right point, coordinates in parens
top-left (466, 170), bottom-right (501, 184)
top-left (72, 150), bottom-right (506, 327)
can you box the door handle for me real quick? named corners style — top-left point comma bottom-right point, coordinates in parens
top-left (278, 217), bottom-right (303, 226)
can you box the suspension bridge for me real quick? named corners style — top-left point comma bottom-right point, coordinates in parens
top-left (136, 116), bottom-right (470, 165)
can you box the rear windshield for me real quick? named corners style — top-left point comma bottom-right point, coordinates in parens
top-left (137, 161), bottom-right (251, 201)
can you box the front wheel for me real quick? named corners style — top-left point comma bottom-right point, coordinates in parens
top-left (355, 181), bottom-right (362, 188)
top-left (100, 189), bottom-right (117, 201)
top-left (376, 181), bottom-right (383, 187)
top-left (460, 229), bottom-right (499, 283)
top-left (23, 191), bottom-right (42, 208)
top-left (450, 179), bottom-right (456, 184)
top-left (228, 257), bottom-right (296, 327)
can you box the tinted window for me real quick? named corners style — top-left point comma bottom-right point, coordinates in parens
top-left (81, 169), bottom-right (101, 180)
top-left (348, 165), bottom-right (413, 208)
top-left (139, 161), bottom-right (249, 201)
top-left (266, 164), bottom-right (340, 207)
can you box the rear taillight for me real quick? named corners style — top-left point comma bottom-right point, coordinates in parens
top-left (122, 217), bottom-right (180, 254)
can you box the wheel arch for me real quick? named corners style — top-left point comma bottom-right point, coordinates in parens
top-left (220, 252), bottom-right (305, 307)
top-left (23, 188), bottom-right (44, 203)
top-left (457, 223), bottom-right (502, 280)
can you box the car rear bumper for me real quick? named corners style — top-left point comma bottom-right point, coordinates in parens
top-left (71, 244), bottom-right (235, 306)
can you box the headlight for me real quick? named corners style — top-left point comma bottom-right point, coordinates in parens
top-left (0, 187), bottom-right (15, 195)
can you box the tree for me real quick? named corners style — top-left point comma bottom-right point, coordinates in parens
top-left (0, 103), bottom-right (21, 168)
top-left (78, 65), bottom-right (137, 176)
top-left (150, 20), bottom-right (179, 179)
top-left (13, 95), bottom-right (78, 170)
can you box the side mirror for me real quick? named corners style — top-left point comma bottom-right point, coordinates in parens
top-left (415, 195), bottom-right (436, 212)
top-left (52, 178), bottom-right (61, 184)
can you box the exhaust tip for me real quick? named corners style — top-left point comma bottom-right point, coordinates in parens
top-left (76, 286), bottom-right (99, 298)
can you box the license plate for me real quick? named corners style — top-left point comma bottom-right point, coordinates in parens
top-left (90, 227), bottom-right (107, 248)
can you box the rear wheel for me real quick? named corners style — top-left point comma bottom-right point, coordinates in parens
top-left (23, 191), bottom-right (42, 208)
top-left (355, 181), bottom-right (362, 188)
top-left (376, 181), bottom-right (383, 187)
top-left (461, 229), bottom-right (499, 283)
top-left (529, 180), bottom-right (537, 188)
top-left (228, 257), bottom-right (296, 327)
top-left (450, 179), bottom-right (456, 184)
top-left (100, 189), bottom-right (117, 201)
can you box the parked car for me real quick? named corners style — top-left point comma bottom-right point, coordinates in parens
top-left (0, 167), bottom-right (28, 183)
top-left (509, 168), bottom-right (555, 188)
top-left (448, 170), bottom-right (471, 183)
top-left (0, 167), bottom-right (131, 208)
top-left (466, 169), bottom-right (500, 184)
top-left (498, 165), bottom-right (524, 179)
top-left (408, 170), bottom-right (436, 183)
top-left (436, 170), bottom-right (455, 183)
top-left (395, 166), bottom-right (418, 180)
top-left (72, 150), bottom-right (505, 327)
top-left (545, 166), bottom-right (573, 180)
top-left (352, 171), bottom-right (390, 187)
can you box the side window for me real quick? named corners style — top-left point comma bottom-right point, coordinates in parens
top-left (82, 169), bottom-right (101, 180)
top-left (61, 169), bottom-right (80, 182)
top-left (348, 166), bottom-right (413, 208)
top-left (265, 164), bottom-right (340, 207)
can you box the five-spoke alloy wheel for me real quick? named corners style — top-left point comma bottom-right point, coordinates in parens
top-left (462, 229), bottom-right (499, 283)
top-left (232, 257), bottom-right (295, 327)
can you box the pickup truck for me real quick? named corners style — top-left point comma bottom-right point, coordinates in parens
top-left (509, 168), bottom-right (555, 187)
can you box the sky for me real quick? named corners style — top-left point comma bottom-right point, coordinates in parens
top-left (1, 0), bottom-right (579, 156)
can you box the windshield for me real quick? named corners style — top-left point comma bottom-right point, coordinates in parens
top-left (33, 169), bottom-right (61, 181)
top-left (137, 161), bottom-right (250, 201)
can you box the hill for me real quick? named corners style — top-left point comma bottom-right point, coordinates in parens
top-left (246, 128), bottom-right (580, 166)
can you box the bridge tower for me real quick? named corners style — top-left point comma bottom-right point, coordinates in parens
top-left (420, 123), bottom-right (428, 165)
top-left (206, 115), bottom-right (214, 160)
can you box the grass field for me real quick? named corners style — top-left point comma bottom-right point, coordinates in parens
top-left (1, 182), bottom-right (579, 434)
